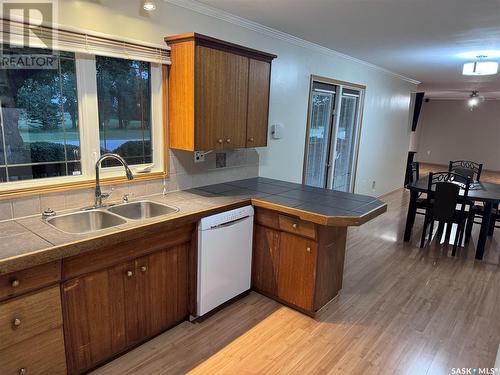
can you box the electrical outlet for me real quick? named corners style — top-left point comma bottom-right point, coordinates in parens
top-left (194, 151), bottom-right (205, 163)
top-left (216, 153), bottom-right (226, 168)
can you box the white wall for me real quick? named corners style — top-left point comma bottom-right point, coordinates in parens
top-left (416, 99), bottom-right (500, 171)
top-left (59, 0), bottom-right (417, 196)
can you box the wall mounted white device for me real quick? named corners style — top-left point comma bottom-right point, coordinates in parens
top-left (196, 206), bottom-right (254, 317)
top-left (271, 123), bottom-right (283, 139)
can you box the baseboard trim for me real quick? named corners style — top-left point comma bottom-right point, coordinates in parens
top-left (378, 187), bottom-right (404, 199)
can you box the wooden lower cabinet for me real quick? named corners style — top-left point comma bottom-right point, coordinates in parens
top-left (252, 208), bottom-right (347, 315)
top-left (0, 327), bottom-right (67, 375)
top-left (62, 261), bottom-right (135, 373)
top-left (276, 233), bottom-right (317, 311)
top-left (0, 261), bottom-right (61, 301)
top-left (0, 286), bottom-right (66, 375)
top-left (62, 244), bottom-right (189, 374)
top-left (252, 226), bottom-right (317, 312)
top-left (135, 244), bottom-right (188, 339)
top-left (252, 225), bottom-right (280, 296)
top-left (0, 286), bottom-right (62, 350)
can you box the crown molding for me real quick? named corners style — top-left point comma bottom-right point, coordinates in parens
top-left (427, 96), bottom-right (500, 101)
top-left (164, 0), bottom-right (420, 85)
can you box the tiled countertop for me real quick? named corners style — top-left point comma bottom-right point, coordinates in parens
top-left (0, 177), bottom-right (386, 275)
top-left (199, 177), bottom-right (385, 225)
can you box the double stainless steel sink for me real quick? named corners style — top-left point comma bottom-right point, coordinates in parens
top-left (46, 200), bottom-right (178, 234)
top-left (107, 200), bottom-right (178, 220)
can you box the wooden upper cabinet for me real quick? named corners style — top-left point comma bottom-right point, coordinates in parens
top-left (165, 33), bottom-right (276, 151)
top-left (195, 46), bottom-right (249, 150)
top-left (247, 59), bottom-right (271, 147)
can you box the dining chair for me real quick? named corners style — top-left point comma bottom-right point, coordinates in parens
top-left (405, 162), bottom-right (430, 217)
top-left (448, 161), bottom-right (489, 244)
top-left (420, 172), bottom-right (471, 255)
top-left (448, 160), bottom-right (483, 182)
top-left (465, 203), bottom-right (499, 243)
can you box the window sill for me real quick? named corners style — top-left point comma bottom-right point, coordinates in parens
top-left (0, 171), bottom-right (167, 200)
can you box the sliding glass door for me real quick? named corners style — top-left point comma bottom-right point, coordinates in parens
top-left (330, 89), bottom-right (361, 192)
top-left (304, 82), bottom-right (336, 187)
top-left (303, 78), bottom-right (364, 192)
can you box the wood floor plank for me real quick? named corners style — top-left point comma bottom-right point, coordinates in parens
top-left (92, 189), bottom-right (500, 375)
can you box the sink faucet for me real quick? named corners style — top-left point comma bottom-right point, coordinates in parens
top-left (95, 153), bottom-right (134, 208)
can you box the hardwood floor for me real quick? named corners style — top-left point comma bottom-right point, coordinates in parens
top-left (92, 189), bottom-right (500, 375)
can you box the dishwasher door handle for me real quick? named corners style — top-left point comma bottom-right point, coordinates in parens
top-left (209, 215), bottom-right (251, 230)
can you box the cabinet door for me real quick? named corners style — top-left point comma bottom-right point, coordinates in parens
top-left (252, 225), bottom-right (280, 296)
top-left (135, 244), bottom-right (188, 339)
top-left (62, 261), bottom-right (137, 374)
top-left (196, 46), bottom-right (249, 150)
top-left (246, 59), bottom-right (271, 147)
top-left (277, 233), bottom-right (317, 311)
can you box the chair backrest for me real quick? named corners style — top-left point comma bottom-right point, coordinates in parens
top-left (427, 172), bottom-right (471, 222)
top-left (448, 160), bottom-right (483, 182)
top-left (432, 182), bottom-right (460, 222)
top-left (407, 161), bottom-right (420, 185)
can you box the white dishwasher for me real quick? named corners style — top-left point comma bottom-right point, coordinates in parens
top-left (196, 205), bottom-right (254, 317)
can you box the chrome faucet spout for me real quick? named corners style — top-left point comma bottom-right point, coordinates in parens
top-left (95, 153), bottom-right (134, 208)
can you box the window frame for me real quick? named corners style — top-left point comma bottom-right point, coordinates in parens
top-left (0, 51), bottom-right (167, 197)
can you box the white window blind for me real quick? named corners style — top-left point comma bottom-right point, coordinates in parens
top-left (0, 18), bottom-right (171, 64)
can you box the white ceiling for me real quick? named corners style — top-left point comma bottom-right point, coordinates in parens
top-left (194, 0), bottom-right (500, 98)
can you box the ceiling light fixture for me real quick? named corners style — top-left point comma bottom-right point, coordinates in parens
top-left (143, 0), bottom-right (156, 11)
top-left (467, 91), bottom-right (484, 110)
top-left (463, 55), bottom-right (498, 76)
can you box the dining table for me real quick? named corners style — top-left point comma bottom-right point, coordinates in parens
top-left (404, 177), bottom-right (500, 260)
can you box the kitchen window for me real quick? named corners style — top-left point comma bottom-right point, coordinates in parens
top-left (96, 57), bottom-right (152, 168)
top-left (0, 19), bottom-right (169, 194)
top-left (0, 47), bottom-right (80, 183)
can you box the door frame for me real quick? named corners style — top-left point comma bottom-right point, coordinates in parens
top-left (302, 75), bottom-right (366, 191)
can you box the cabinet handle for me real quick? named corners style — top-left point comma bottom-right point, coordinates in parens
top-left (126, 270), bottom-right (133, 278)
top-left (248, 137), bottom-right (254, 142)
top-left (11, 279), bottom-right (20, 288)
top-left (12, 318), bottom-right (21, 328)
top-left (292, 223), bottom-right (298, 229)
top-left (217, 139), bottom-right (223, 144)
top-left (140, 266), bottom-right (147, 273)
top-left (306, 247), bottom-right (311, 253)
top-left (226, 138), bottom-right (231, 144)
top-left (18, 368), bottom-right (27, 375)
